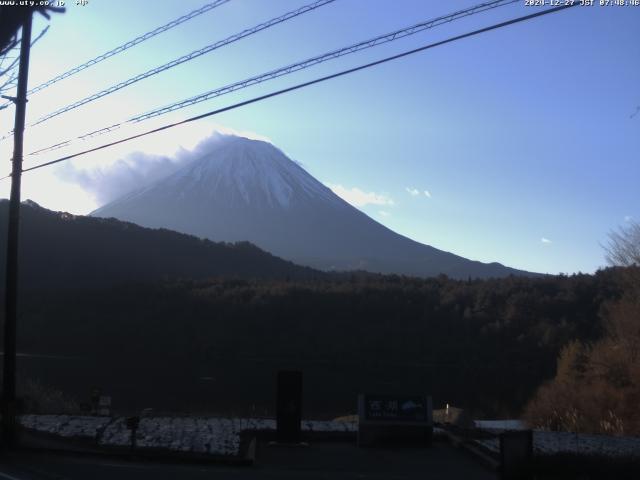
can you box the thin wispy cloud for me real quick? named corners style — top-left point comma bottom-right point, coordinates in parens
top-left (378, 210), bottom-right (391, 217)
top-left (406, 187), bottom-right (431, 198)
top-left (327, 184), bottom-right (395, 208)
top-left (625, 215), bottom-right (633, 222)
top-left (541, 237), bottom-right (552, 245)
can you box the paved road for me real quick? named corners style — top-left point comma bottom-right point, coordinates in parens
top-left (0, 442), bottom-right (497, 480)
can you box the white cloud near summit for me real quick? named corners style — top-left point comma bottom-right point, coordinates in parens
top-left (55, 129), bottom-right (264, 207)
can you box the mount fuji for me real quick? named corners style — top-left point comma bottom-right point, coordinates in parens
top-left (91, 135), bottom-right (533, 278)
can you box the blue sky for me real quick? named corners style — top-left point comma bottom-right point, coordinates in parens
top-left (0, 0), bottom-right (638, 274)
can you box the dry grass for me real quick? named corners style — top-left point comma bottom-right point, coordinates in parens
top-left (524, 290), bottom-right (640, 436)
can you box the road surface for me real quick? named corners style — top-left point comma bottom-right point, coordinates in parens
top-left (0, 441), bottom-right (496, 479)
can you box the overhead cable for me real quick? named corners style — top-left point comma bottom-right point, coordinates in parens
top-left (28, 0), bottom-right (517, 156)
top-left (29, 0), bottom-right (336, 127)
top-left (6, 3), bottom-right (578, 180)
top-left (22, 0), bottom-right (231, 99)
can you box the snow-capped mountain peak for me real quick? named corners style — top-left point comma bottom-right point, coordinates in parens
top-left (91, 134), bottom-right (532, 279)
top-left (165, 136), bottom-right (336, 209)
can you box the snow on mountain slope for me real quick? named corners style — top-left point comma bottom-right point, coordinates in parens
top-left (166, 136), bottom-right (339, 208)
top-left (91, 135), bottom-right (534, 279)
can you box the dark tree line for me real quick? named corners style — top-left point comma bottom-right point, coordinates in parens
top-left (8, 267), bottom-right (633, 418)
top-left (2, 203), bottom-right (636, 419)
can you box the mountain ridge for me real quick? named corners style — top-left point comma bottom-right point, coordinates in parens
top-left (92, 135), bottom-right (538, 279)
top-left (0, 199), bottom-right (322, 291)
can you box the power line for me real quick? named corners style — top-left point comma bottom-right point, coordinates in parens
top-left (29, 0), bottom-right (335, 127)
top-left (0, 0), bottom-right (230, 110)
top-left (28, 0), bottom-right (517, 156)
top-left (8, 3), bottom-right (577, 179)
top-left (130, 0), bottom-right (519, 123)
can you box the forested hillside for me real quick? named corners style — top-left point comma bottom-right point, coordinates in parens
top-left (12, 268), bottom-right (632, 417)
top-left (0, 200), bottom-right (322, 290)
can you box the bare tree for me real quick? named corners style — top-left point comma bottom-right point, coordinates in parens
top-left (0, 6), bottom-right (63, 97)
top-left (604, 220), bottom-right (640, 267)
top-left (525, 220), bottom-right (640, 435)
top-left (0, 42), bottom-right (20, 97)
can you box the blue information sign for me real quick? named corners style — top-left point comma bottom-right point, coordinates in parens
top-left (364, 395), bottom-right (427, 422)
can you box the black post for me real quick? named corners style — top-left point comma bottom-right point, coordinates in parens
top-left (276, 370), bottom-right (302, 444)
top-left (2, 12), bottom-right (33, 449)
top-left (126, 416), bottom-right (140, 455)
top-left (500, 430), bottom-right (533, 480)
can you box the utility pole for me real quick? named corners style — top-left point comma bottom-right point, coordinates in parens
top-left (2, 11), bottom-right (33, 449)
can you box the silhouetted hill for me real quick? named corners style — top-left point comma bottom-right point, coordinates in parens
top-left (0, 200), bottom-right (322, 290)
